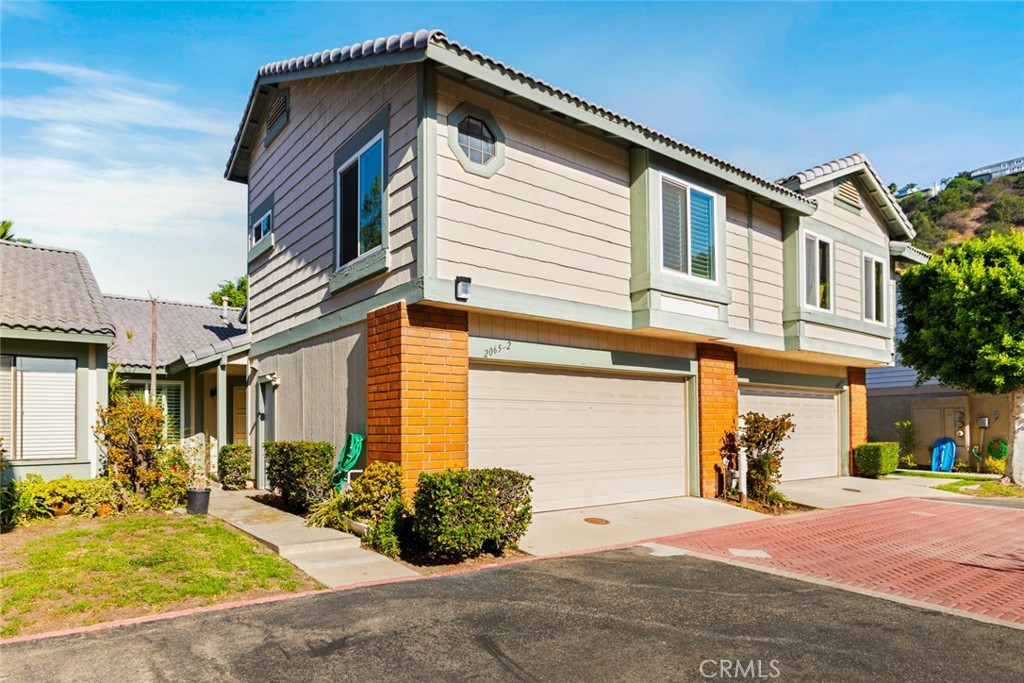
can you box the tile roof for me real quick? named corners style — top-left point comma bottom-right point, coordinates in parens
top-left (103, 295), bottom-right (248, 369)
top-left (0, 241), bottom-right (114, 336)
top-left (226, 30), bottom-right (814, 210)
top-left (777, 152), bottom-right (915, 238)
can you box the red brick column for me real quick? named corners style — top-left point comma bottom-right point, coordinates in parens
top-left (366, 301), bottom-right (469, 494)
top-left (697, 344), bottom-right (738, 498)
top-left (848, 367), bottom-right (867, 475)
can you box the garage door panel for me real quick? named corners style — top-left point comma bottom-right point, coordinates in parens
top-left (470, 364), bottom-right (687, 511)
top-left (739, 387), bottom-right (839, 482)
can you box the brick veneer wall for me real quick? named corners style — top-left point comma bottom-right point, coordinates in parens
top-left (366, 301), bottom-right (469, 493)
top-left (697, 344), bottom-right (738, 498)
top-left (848, 367), bottom-right (868, 475)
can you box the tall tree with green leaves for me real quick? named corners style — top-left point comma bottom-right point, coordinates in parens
top-left (897, 232), bottom-right (1024, 484)
top-left (209, 276), bottom-right (248, 308)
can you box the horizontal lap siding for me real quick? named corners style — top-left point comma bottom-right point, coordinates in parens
top-left (805, 180), bottom-right (889, 245)
top-left (435, 77), bottom-right (632, 312)
top-left (725, 191), bottom-right (750, 329)
top-left (834, 243), bottom-right (861, 318)
top-left (471, 313), bottom-right (696, 359)
top-left (750, 202), bottom-right (784, 335)
top-left (247, 66), bottom-right (419, 343)
top-left (738, 353), bottom-right (847, 378)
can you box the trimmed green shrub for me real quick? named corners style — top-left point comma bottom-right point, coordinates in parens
top-left (854, 442), bottom-right (900, 478)
top-left (343, 461), bottom-right (403, 523)
top-left (365, 497), bottom-right (407, 558)
top-left (265, 440), bottom-right (335, 509)
top-left (218, 444), bottom-right (252, 490)
top-left (413, 468), bottom-right (533, 562)
top-left (0, 475), bottom-right (139, 528)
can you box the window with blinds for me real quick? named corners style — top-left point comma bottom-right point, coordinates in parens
top-left (0, 356), bottom-right (77, 460)
top-left (127, 381), bottom-right (184, 441)
top-left (661, 177), bottom-right (716, 280)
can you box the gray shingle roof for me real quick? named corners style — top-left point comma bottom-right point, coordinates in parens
top-left (225, 30), bottom-right (814, 211)
top-left (778, 152), bottom-right (915, 238)
top-left (104, 295), bottom-right (248, 369)
top-left (0, 241), bottom-right (114, 336)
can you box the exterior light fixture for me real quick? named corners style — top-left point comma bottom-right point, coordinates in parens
top-left (455, 276), bottom-right (472, 302)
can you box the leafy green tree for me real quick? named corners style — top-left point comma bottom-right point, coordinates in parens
top-left (986, 194), bottom-right (1024, 225)
top-left (909, 212), bottom-right (947, 253)
top-left (209, 276), bottom-right (248, 308)
top-left (0, 220), bottom-right (31, 243)
top-left (897, 232), bottom-right (1024, 484)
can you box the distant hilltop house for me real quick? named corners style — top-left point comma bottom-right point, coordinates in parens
top-left (969, 157), bottom-right (1024, 181)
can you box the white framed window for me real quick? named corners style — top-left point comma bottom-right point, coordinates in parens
top-left (863, 254), bottom-right (886, 323)
top-left (457, 116), bottom-right (496, 164)
top-left (446, 103), bottom-right (506, 178)
top-left (661, 175), bottom-right (716, 281)
top-left (250, 209), bottom-right (272, 248)
top-left (335, 131), bottom-right (384, 270)
top-left (804, 232), bottom-right (833, 311)
top-left (127, 381), bottom-right (184, 442)
top-left (0, 355), bottom-right (77, 460)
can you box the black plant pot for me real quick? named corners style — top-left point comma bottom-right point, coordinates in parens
top-left (187, 488), bottom-right (211, 515)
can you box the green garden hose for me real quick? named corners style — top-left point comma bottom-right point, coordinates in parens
top-left (987, 438), bottom-right (1008, 460)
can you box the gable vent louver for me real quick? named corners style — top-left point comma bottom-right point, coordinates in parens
top-left (836, 179), bottom-right (861, 207)
top-left (266, 95), bottom-right (288, 133)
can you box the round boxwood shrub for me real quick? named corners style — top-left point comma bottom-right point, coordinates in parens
top-left (218, 444), bottom-right (252, 490)
top-left (265, 440), bottom-right (335, 509)
top-left (854, 442), bottom-right (900, 478)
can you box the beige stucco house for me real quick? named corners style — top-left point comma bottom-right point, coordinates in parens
top-left (225, 30), bottom-right (923, 509)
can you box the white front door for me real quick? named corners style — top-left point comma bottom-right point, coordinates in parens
top-left (469, 364), bottom-right (688, 511)
top-left (232, 386), bottom-right (247, 445)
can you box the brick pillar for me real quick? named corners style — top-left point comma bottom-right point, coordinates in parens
top-left (697, 344), bottom-right (738, 498)
top-left (848, 367), bottom-right (867, 475)
top-left (366, 301), bottom-right (469, 494)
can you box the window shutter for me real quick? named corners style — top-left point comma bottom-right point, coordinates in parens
top-left (0, 357), bottom-right (13, 453)
top-left (661, 180), bottom-right (687, 272)
top-left (17, 358), bottom-right (76, 459)
top-left (689, 190), bottom-right (715, 279)
top-left (160, 384), bottom-right (183, 442)
top-left (836, 179), bottom-right (861, 207)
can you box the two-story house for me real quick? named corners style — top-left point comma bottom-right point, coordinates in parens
top-left (225, 30), bottom-right (923, 510)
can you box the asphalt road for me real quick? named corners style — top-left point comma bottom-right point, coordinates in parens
top-left (2, 548), bottom-right (1021, 683)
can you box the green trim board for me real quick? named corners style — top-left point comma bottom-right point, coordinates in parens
top-left (839, 387), bottom-right (851, 476)
top-left (469, 336), bottom-right (697, 376)
top-left (800, 216), bottom-right (889, 261)
top-left (746, 195), bottom-right (756, 331)
top-left (783, 308), bottom-right (894, 339)
top-left (247, 233), bottom-right (275, 262)
top-left (251, 278), bottom-right (424, 356)
top-left (783, 333), bottom-right (893, 365)
top-left (0, 328), bottom-right (114, 344)
top-left (328, 249), bottom-right (388, 293)
top-left (445, 101), bottom-right (506, 178)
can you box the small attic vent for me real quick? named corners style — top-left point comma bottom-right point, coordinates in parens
top-left (264, 92), bottom-right (290, 147)
top-left (836, 179), bottom-right (862, 207)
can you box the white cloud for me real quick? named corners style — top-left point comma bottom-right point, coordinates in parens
top-left (1, 61), bottom-right (247, 303)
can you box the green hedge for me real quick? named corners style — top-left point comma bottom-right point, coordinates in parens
top-left (218, 444), bottom-right (252, 490)
top-left (412, 468), bottom-right (533, 561)
top-left (265, 441), bottom-right (335, 509)
top-left (1, 475), bottom-right (139, 529)
top-left (854, 442), bottom-right (900, 478)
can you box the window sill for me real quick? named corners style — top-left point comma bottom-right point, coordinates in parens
top-left (248, 233), bottom-right (275, 263)
top-left (329, 248), bottom-right (388, 294)
top-left (783, 307), bottom-right (893, 338)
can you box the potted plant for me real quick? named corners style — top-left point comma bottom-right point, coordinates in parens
top-left (183, 435), bottom-right (211, 515)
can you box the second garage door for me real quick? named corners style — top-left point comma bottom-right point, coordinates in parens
top-left (739, 387), bottom-right (840, 481)
top-left (469, 364), bottom-right (687, 512)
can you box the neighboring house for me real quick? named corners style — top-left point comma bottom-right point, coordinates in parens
top-left (970, 156), bottom-right (1024, 181)
top-left (103, 295), bottom-right (251, 456)
top-left (866, 323), bottom-right (1013, 467)
top-left (0, 242), bottom-right (113, 481)
top-left (225, 30), bottom-right (923, 510)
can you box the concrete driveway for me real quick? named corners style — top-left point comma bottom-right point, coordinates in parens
top-left (2, 549), bottom-right (1020, 683)
top-left (779, 475), bottom-right (964, 509)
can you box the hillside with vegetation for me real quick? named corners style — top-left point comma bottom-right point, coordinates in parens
top-left (897, 173), bottom-right (1024, 253)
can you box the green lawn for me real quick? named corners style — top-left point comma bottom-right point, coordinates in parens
top-left (0, 513), bottom-right (321, 638)
top-left (892, 470), bottom-right (999, 481)
top-left (935, 479), bottom-right (1024, 498)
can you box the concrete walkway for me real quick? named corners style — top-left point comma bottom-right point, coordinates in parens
top-left (208, 489), bottom-right (418, 587)
top-left (779, 475), bottom-right (964, 509)
top-left (520, 496), bottom-right (764, 556)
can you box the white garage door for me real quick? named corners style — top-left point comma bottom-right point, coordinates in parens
top-left (739, 387), bottom-right (840, 481)
top-left (470, 364), bottom-right (687, 512)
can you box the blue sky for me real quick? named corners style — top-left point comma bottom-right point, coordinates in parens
top-left (3, 1), bottom-right (1022, 303)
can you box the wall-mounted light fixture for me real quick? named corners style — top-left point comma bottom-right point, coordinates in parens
top-left (455, 276), bottom-right (472, 302)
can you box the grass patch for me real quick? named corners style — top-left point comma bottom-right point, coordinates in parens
top-left (892, 470), bottom-right (997, 481)
top-left (0, 513), bottom-right (320, 638)
top-left (935, 479), bottom-right (1024, 498)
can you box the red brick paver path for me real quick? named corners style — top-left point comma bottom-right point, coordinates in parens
top-left (660, 498), bottom-right (1024, 624)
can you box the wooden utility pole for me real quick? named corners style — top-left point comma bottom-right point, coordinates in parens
top-left (149, 293), bottom-right (158, 405)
